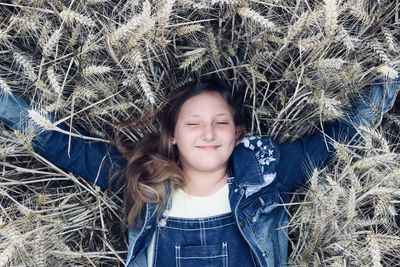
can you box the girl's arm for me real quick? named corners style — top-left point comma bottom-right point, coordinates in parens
top-left (33, 124), bottom-right (126, 191)
top-left (275, 78), bottom-right (400, 192)
top-left (0, 93), bottom-right (125, 191)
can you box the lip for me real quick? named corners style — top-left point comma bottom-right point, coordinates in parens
top-left (195, 145), bottom-right (221, 150)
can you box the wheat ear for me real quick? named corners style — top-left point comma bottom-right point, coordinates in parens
top-left (238, 7), bottom-right (278, 32)
top-left (59, 10), bottom-right (96, 27)
top-left (0, 78), bottom-right (12, 95)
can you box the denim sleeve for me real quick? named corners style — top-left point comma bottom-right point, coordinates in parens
top-left (275, 78), bottom-right (400, 192)
top-left (0, 92), bottom-right (126, 191)
top-left (32, 124), bottom-right (126, 192)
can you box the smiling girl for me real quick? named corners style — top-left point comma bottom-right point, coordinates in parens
top-left (171, 90), bottom-right (241, 196)
top-left (1, 77), bottom-right (399, 266)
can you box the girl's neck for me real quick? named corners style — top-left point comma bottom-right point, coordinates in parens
top-left (182, 168), bottom-right (228, 197)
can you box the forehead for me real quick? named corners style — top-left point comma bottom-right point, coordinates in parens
top-left (178, 91), bottom-right (233, 117)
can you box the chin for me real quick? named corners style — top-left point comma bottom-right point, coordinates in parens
top-left (181, 155), bottom-right (229, 171)
top-left (194, 162), bottom-right (227, 172)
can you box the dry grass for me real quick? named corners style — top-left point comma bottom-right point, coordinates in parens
top-left (0, 0), bottom-right (399, 266)
top-left (288, 130), bottom-right (400, 266)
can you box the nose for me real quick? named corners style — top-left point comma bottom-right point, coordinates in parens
top-left (201, 124), bottom-right (216, 141)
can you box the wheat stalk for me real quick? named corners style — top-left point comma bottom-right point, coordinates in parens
top-left (176, 24), bottom-right (204, 36)
top-left (13, 52), bottom-right (37, 82)
top-left (179, 48), bottom-right (207, 69)
top-left (121, 49), bottom-right (144, 68)
top-left (309, 90), bottom-right (344, 120)
top-left (90, 102), bottom-right (132, 116)
top-left (44, 98), bottom-right (67, 113)
top-left (324, 0), bottom-right (338, 37)
top-left (80, 34), bottom-right (102, 56)
top-left (32, 223), bottom-right (46, 267)
top-left (359, 126), bottom-right (391, 152)
top-left (0, 29), bottom-right (10, 42)
top-left (298, 33), bottom-right (323, 51)
top-left (72, 84), bottom-right (98, 100)
top-left (0, 218), bottom-right (22, 266)
top-left (377, 65), bottom-right (398, 80)
top-left (285, 9), bottom-right (323, 42)
top-left (373, 234), bottom-right (400, 250)
top-left (27, 109), bottom-right (57, 131)
top-left (211, 0), bottom-right (240, 6)
top-left (349, 5), bottom-right (373, 25)
top-left (109, 16), bottom-right (143, 44)
top-left (81, 65), bottom-right (112, 77)
top-left (59, 10), bottom-right (96, 28)
top-left (238, 7), bottom-right (278, 32)
top-left (109, 1), bottom-right (151, 44)
top-left (137, 67), bottom-right (156, 105)
top-left (332, 142), bottom-right (351, 162)
top-left (382, 28), bottom-right (398, 52)
top-left (315, 58), bottom-right (346, 70)
top-left (38, 20), bottom-right (52, 49)
top-left (10, 12), bottom-right (41, 34)
top-left (42, 29), bottom-right (62, 57)
top-left (191, 57), bottom-right (210, 72)
top-left (352, 153), bottom-right (397, 170)
top-left (370, 41), bottom-right (390, 63)
top-left (369, 235), bottom-right (383, 267)
top-left (87, 0), bottom-right (110, 4)
top-left (207, 30), bottom-right (221, 66)
top-left (126, 18), bottom-right (156, 50)
top-left (0, 142), bottom-right (17, 160)
top-left (47, 67), bottom-right (62, 95)
top-left (346, 186), bottom-right (357, 221)
top-left (375, 196), bottom-right (396, 218)
top-left (157, 0), bottom-right (175, 27)
top-left (335, 26), bottom-right (357, 51)
top-left (0, 79), bottom-right (12, 95)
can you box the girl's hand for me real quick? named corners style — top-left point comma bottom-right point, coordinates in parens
top-left (349, 77), bottom-right (400, 128)
top-left (0, 92), bottom-right (30, 132)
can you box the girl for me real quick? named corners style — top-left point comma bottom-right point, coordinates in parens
top-left (1, 77), bottom-right (399, 267)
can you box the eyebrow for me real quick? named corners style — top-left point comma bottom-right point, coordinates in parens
top-left (188, 113), bottom-right (229, 117)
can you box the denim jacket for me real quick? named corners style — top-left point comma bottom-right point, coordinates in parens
top-left (123, 131), bottom-right (346, 267)
top-left (1, 79), bottom-right (399, 266)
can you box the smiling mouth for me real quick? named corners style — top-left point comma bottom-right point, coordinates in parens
top-left (195, 145), bottom-right (221, 150)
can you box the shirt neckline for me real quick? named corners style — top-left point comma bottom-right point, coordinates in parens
top-left (177, 183), bottom-right (229, 199)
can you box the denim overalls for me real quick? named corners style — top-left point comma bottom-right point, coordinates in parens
top-left (152, 212), bottom-right (256, 267)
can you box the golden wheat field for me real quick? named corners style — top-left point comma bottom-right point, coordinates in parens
top-left (0, 0), bottom-right (399, 266)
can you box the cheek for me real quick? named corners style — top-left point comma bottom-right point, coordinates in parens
top-left (227, 130), bottom-right (239, 152)
top-left (174, 127), bottom-right (195, 147)
top-left (222, 127), bottom-right (237, 141)
top-left (173, 124), bottom-right (184, 140)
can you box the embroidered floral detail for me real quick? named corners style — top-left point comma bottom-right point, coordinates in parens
top-left (240, 136), bottom-right (279, 197)
top-left (241, 136), bottom-right (277, 170)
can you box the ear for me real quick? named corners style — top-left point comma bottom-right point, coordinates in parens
top-left (235, 126), bottom-right (244, 141)
top-left (172, 136), bottom-right (177, 145)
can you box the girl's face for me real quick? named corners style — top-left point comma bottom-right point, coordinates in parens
top-left (172, 91), bottom-right (241, 174)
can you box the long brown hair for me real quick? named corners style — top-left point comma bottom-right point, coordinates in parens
top-left (114, 78), bottom-right (247, 228)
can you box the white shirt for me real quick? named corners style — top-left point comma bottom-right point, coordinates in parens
top-left (147, 183), bottom-right (231, 266)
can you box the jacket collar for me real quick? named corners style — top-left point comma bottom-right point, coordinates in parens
top-left (228, 136), bottom-right (280, 198)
